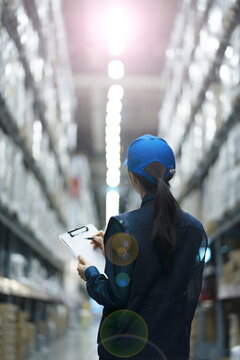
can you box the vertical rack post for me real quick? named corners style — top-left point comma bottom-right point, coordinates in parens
top-left (214, 236), bottom-right (226, 359)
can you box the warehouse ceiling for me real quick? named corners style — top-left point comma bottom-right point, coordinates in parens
top-left (63, 0), bottom-right (178, 226)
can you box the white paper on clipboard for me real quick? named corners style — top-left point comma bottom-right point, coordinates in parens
top-left (59, 224), bottom-right (105, 274)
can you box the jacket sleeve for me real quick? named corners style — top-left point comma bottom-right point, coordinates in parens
top-left (185, 227), bottom-right (208, 325)
top-left (84, 216), bottom-right (135, 309)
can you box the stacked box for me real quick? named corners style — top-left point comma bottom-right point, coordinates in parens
top-left (47, 305), bottom-right (69, 339)
top-left (39, 320), bottom-right (48, 336)
top-left (25, 322), bottom-right (36, 357)
top-left (0, 304), bottom-right (18, 360)
top-left (204, 306), bottom-right (216, 342)
top-left (0, 304), bottom-right (38, 360)
top-left (229, 313), bottom-right (240, 349)
top-left (222, 250), bottom-right (240, 285)
top-left (15, 311), bottom-right (29, 360)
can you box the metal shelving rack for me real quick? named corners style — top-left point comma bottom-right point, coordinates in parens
top-left (0, 0), bottom-right (75, 358)
top-left (2, 1), bottom-right (69, 188)
top-left (0, 95), bottom-right (66, 226)
top-left (175, 0), bottom-right (240, 158)
top-left (158, 0), bottom-right (240, 359)
top-left (178, 93), bottom-right (240, 202)
top-left (0, 202), bottom-right (63, 271)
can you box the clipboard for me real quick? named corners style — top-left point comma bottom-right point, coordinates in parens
top-left (59, 224), bottom-right (105, 274)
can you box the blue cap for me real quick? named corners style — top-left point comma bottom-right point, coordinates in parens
top-left (123, 134), bottom-right (175, 183)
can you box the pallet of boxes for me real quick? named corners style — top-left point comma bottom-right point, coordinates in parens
top-left (0, 303), bottom-right (36, 360)
top-left (0, 304), bottom-right (18, 360)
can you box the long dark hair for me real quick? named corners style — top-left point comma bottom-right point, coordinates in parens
top-left (131, 162), bottom-right (180, 269)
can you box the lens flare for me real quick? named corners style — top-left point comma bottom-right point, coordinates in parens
top-left (100, 310), bottom-right (148, 358)
top-left (116, 273), bottom-right (130, 287)
top-left (105, 232), bottom-right (139, 266)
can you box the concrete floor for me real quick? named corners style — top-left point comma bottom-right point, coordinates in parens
top-left (31, 320), bottom-right (99, 360)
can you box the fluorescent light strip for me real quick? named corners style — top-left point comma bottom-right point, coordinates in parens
top-left (108, 85), bottom-right (124, 101)
top-left (108, 60), bottom-right (125, 80)
top-left (105, 6), bottom-right (126, 220)
top-left (106, 99), bottom-right (123, 114)
top-left (106, 189), bottom-right (120, 223)
top-left (106, 8), bottom-right (127, 56)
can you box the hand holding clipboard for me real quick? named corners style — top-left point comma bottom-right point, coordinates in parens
top-left (59, 224), bottom-right (106, 275)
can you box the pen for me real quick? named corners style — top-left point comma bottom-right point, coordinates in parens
top-left (85, 237), bottom-right (94, 240)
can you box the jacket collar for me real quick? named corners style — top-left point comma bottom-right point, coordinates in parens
top-left (141, 192), bottom-right (156, 207)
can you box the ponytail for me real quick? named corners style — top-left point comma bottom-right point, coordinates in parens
top-left (131, 161), bottom-right (180, 269)
top-left (152, 178), bottom-right (179, 268)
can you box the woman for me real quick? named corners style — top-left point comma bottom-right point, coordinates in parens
top-left (77, 134), bottom-right (208, 360)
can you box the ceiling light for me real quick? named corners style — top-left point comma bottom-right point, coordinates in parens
top-left (106, 143), bottom-right (121, 154)
top-left (106, 113), bottom-right (121, 125)
top-left (108, 60), bottom-right (125, 80)
top-left (108, 85), bottom-right (124, 101)
top-left (105, 122), bottom-right (121, 136)
top-left (106, 189), bottom-right (120, 223)
top-left (106, 156), bottom-right (121, 169)
top-left (105, 134), bottom-right (121, 148)
top-left (106, 100), bottom-right (123, 114)
top-left (108, 37), bottom-right (125, 56)
top-left (106, 8), bottom-right (127, 34)
top-left (106, 169), bottom-right (120, 187)
top-left (106, 8), bottom-right (127, 56)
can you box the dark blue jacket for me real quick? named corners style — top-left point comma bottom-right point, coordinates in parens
top-left (85, 192), bottom-right (208, 360)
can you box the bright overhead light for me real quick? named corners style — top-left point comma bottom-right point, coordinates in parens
top-left (106, 143), bottom-right (121, 154)
top-left (106, 189), bottom-right (120, 223)
top-left (106, 156), bottom-right (121, 169)
top-left (106, 169), bottom-right (121, 188)
top-left (108, 37), bottom-right (125, 56)
top-left (105, 134), bottom-right (121, 148)
top-left (106, 8), bottom-right (127, 35)
top-left (106, 150), bottom-right (121, 163)
top-left (108, 60), bottom-right (125, 80)
top-left (105, 130), bottom-right (121, 143)
top-left (106, 100), bottom-right (123, 114)
top-left (106, 124), bottom-right (121, 138)
top-left (108, 85), bottom-right (124, 101)
top-left (106, 113), bottom-right (121, 125)
top-left (106, 8), bottom-right (127, 56)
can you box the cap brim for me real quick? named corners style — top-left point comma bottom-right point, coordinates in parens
top-left (123, 158), bottom-right (128, 166)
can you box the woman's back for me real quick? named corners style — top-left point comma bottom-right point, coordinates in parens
top-left (95, 192), bottom-right (207, 360)
top-left (78, 135), bottom-right (208, 360)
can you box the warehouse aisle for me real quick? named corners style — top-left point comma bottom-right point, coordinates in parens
top-left (31, 320), bottom-right (99, 360)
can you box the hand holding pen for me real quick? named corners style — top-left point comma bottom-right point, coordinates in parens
top-left (85, 230), bottom-right (105, 254)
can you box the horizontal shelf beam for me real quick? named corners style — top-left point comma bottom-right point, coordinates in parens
top-left (0, 202), bottom-right (64, 272)
top-left (218, 283), bottom-right (240, 300)
top-left (0, 276), bottom-right (63, 302)
top-left (74, 74), bottom-right (164, 91)
top-left (178, 93), bottom-right (240, 202)
top-left (0, 95), bottom-right (66, 227)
